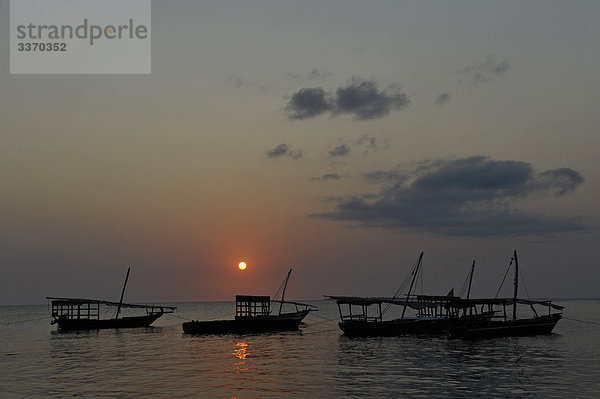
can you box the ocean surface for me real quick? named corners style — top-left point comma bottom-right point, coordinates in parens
top-left (1, 299), bottom-right (600, 398)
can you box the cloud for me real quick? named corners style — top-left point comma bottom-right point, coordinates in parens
top-left (224, 76), bottom-right (247, 88)
top-left (334, 78), bottom-right (410, 120)
top-left (363, 170), bottom-right (407, 184)
top-left (312, 173), bottom-right (345, 181)
top-left (435, 93), bottom-right (451, 106)
top-left (313, 156), bottom-right (587, 236)
top-left (224, 76), bottom-right (268, 92)
top-left (285, 78), bottom-right (410, 120)
top-left (460, 55), bottom-right (510, 84)
top-left (355, 133), bottom-right (377, 149)
top-left (329, 144), bottom-right (350, 158)
top-left (285, 88), bottom-right (334, 120)
top-left (265, 144), bottom-right (304, 159)
top-left (284, 68), bottom-right (333, 82)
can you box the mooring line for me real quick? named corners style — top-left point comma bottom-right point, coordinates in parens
top-left (307, 313), bottom-right (337, 322)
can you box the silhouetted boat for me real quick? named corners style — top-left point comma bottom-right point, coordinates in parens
top-left (47, 268), bottom-right (176, 331)
top-left (448, 250), bottom-right (563, 338)
top-left (327, 253), bottom-right (492, 337)
top-left (182, 269), bottom-right (316, 334)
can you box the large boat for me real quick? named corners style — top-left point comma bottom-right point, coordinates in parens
top-left (448, 250), bottom-right (563, 338)
top-left (47, 268), bottom-right (176, 331)
top-left (182, 269), bottom-right (316, 334)
top-left (327, 253), bottom-right (492, 337)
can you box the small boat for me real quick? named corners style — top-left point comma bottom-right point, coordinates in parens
top-left (182, 269), bottom-right (316, 334)
top-left (47, 268), bottom-right (176, 331)
top-left (448, 250), bottom-right (563, 338)
top-left (327, 252), bottom-right (491, 337)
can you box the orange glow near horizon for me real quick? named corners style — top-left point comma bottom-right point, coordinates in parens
top-left (238, 261), bottom-right (247, 270)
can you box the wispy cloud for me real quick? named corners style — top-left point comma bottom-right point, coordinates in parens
top-left (363, 170), bottom-right (407, 184)
top-left (313, 156), bottom-right (587, 236)
top-left (284, 68), bottom-right (333, 82)
top-left (355, 133), bottom-right (377, 149)
top-left (265, 144), bottom-right (304, 159)
top-left (329, 144), bottom-right (350, 158)
top-left (224, 76), bottom-right (267, 92)
top-left (460, 55), bottom-right (510, 85)
top-left (312, 173), bottom-right (346, 181)
top-left (285, 78), bottom-right (410, 121)
top-left (224, 76), bottom-right (247, 88)
top-left (434, 93), bottom-right (451, 106)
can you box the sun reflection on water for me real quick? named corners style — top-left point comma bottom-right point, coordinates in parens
top-left (232, 341), bottom-right (250, 373)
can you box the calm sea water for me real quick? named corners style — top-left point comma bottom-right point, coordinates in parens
top-left (1, 299), bottom-right (600, 398)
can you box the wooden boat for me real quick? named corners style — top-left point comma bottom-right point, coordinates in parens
top-left (327, 253), bottom-right (491, 337)
top-left (448, 250), bottom-right (563, 338)
top-left (182, 269), bottom-right (316, 335)
top-left (47, 268), bottom-right (176, 331)
top-left (327, 295), bottom-right (463, 337)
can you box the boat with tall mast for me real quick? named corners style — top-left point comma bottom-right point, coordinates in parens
top-left (448, 250), bottom-right (563, 338)
top-left (182, 268), bottom-right (317, 334)
top-left (327, 252), bottom-right (489, 337)
top-left (47, 268), bottom-right (176, 331)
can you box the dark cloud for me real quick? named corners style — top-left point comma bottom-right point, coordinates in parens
top-left (435, 93), bottom-right (451, 106)
top-left (285, 87), bottom-right (334, 120)
top-left (312, 173), bottom-right (345, 181)
top-left (285, 78), bottom-right (410, 121)
top-left (329, 144), bottom-right (350, 158)
top-left (334, 78), bottom-right (410, 120)
top-left (460, 55), bottom-right (510, 84)
top-left (531, 168), bottom-right (585, 196)
top-left (265, 144), bottom-right (304, 159)
top-left (313, 156), bottom-right (587, 236)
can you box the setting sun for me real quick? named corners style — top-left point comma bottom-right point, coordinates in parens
top-left (238, 261), bottom-right (247, 270)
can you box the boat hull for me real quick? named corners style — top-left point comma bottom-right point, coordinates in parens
top-left (56, 313), bottom-right (163, 331)
top-left (182, 310), bottom-right (310, 335)
top-left (339, 317), bottom-right (450, 337)
top-left (449, 314), bottom-right (562, 338)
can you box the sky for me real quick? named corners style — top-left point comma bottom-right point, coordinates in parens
top-left (1, 1), bottom-right (599, 305)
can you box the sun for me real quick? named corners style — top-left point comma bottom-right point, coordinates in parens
top-left (238, 261), bottom-right (247, 270)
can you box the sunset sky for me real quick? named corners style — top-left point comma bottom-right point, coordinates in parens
top-left (1, 1), bottom-right (599, 305)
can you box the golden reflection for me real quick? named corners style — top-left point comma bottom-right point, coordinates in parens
top-left (232, 341), bottom-right (250, 373)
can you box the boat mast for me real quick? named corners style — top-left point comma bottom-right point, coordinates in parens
top-left (466, 260), bottom-right (475, 300)
top-left (116, 267), bottom-right (130, 319)
top-left (279, 268), bottom-right (292, 315)
top-left (512, 250), bottom-right (519, 320)
top-left (401, 252), bottom-right (423, 319)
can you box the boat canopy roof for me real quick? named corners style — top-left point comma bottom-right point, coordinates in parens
top-left (46, 297), bottom-right (177, 311)
top-left (235, 295), bottom-right (317, 308)
top-left (326, 295), bottom-right (563, 310)
top-left (326, 296), bottom-right (392, 306)
top-left (325, 295), bottom-right (456, 309)
top-left (236, 295), bottom-right (270, 303)
top-left (451, 297), bottom-right (564, 310)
